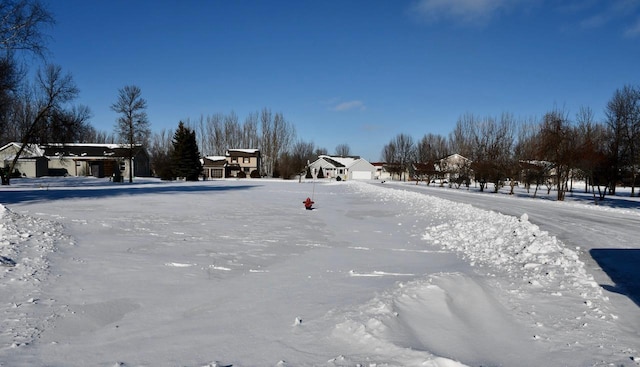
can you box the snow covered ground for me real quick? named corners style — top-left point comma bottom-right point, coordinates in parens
top-left (0, 177), bottom-right (638, 367)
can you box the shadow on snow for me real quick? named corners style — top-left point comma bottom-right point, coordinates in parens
top-left (590, 248), bottom-right (640, 308)
top-left (0, 182), bottom-right (258, 205)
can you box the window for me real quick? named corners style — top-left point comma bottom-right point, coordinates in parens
top-left (243, 157), bottom-right (250, 163)
top-left (243, 167), bottom-right (250, 173)
top-left (231, 157), bottom-right (237, 163)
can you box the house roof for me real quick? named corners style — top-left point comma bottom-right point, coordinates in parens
top-left (41, 143), bottom-right (147, 159)
top-left (440, 153), bottom-right (470, 162)
top-left (204, 155), bottom-right (226, 162)
top-left (202, 156), bottom-right (227, 167)
top-left (320, 156), bottom-right (345, 168)
top-left (0, 142), bottom-right (45, 159)
top-left (317, 155), bottom-right (364, 168)
top-left (226, 149), bottom-right (260, 157)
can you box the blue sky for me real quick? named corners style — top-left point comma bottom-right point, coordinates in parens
top-left (43, 0), bottom-right (640, 161)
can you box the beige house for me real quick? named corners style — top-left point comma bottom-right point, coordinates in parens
top-left (225, 149), bottom-right (261, 178)
top-left (0, 143), bottom-right (48, 177)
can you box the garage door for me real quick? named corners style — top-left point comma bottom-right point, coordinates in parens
top-left (351, 171), bottom-right (372, 180)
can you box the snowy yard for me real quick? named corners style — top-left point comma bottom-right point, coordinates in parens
top-left (0, 177), bottom-right (638, 367)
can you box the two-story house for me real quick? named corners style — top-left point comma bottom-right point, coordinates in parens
top-left (225, 149), bottom-right (261, 178)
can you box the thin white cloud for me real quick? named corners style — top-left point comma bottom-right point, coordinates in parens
top-left (575, 0), bottom-right (640, 34)
top-left (410, 0), bottom-right (509, 25)
top-left (624, 17), bottom-right (640, 37)
top-left (332, 100), bottom-right (366, 112)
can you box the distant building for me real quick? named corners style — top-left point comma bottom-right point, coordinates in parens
top-left (308, 155), bottom-right (376, 180)
top-left (201, 156), bottom-right (227, 179)
top-left (225, 149), bottom-right (261, 178)
top-left (0, 142), bottom-right (151, 178)
top-left (0, 143), bottom-right (48, 177)
top-left (371, 162), bottom-right (395, 181)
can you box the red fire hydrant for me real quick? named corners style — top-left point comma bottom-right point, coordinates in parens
top-left (303, 197), bottom-right (314, 210)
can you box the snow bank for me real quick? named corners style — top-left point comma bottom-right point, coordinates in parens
top-left (351, 182), bottom-right (602, 297)
top-left (333, 272), bottom-right (543, 366)
top-left (343, 182), bottom-right (630, 366)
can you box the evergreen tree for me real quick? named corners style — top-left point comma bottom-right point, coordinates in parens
top-left (317, 167), bottom-right (324, 178)
top-left (171, 121), bottom-right (202, 181)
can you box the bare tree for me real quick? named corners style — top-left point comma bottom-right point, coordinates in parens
top-left (514, 116), bottom-right (543, 194)
top-left (575, 108), bottom-right (612, 201)
top-left (206, 113), bottom-right (225, 155)
top-left (260, 108), bottom-right (295, 177)
top-left (0, 0), bottom-right (54, 56)
top-left (279, 140), bottom-right (315, 180)
top-left (314, 146), bottom-right (328, 156)
top-left (242, 111), bottom-right (259, 149)
top-left (448, 113), bottom-right (476, 159)
top-left (452, 113), bottom-right (515, 192)
top-left (0, 0), bottom-right (55, 183)
top-left (417, 133), bottom-right (449, 162)
top-left (2, 64), bottom-right (78, 184)
top-left (223, 111), bottom-right (241, 149)
top-left (111, 85), bottom-right (150, 183)
top-left (149, 128), bottom-right (174, 179)
top-left (536, 109), bottom-right (575, 201)
top-left (334, 143), bottom-right (351, 156)
top-left (0, 56), bottom-right (23, 141)
top-left (605, 85), bottom-right (640, 195)
top-left (382, 133), bottom-right (414, 181)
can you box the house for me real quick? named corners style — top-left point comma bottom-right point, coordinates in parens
top-left (201, 156), bottom-right (227, 179)
top-left (412, 161), bottom-right (438, 184)
top-left (429, 153), bottom-right (473, 185)
top-left (225, 149), bottom-right (261, 178)
top-left (42, 143), bottom-right (151, 178)
top-left (0, 142), bottom-right (48, 177)
top-left (0, 142), bottom-right (151, 178)
top-left (308, 155), bottom-right (376, 180)
top-left (372, 162), bottom-right (392, 181)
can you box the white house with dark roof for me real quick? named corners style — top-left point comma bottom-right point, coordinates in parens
top-left (308, 155), bottom-right (376, 180)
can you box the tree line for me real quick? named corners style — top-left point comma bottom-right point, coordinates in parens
top-left (382, 85), bottom-right (640, 200)
top-left (148, 109), bottom-right (346, 180)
